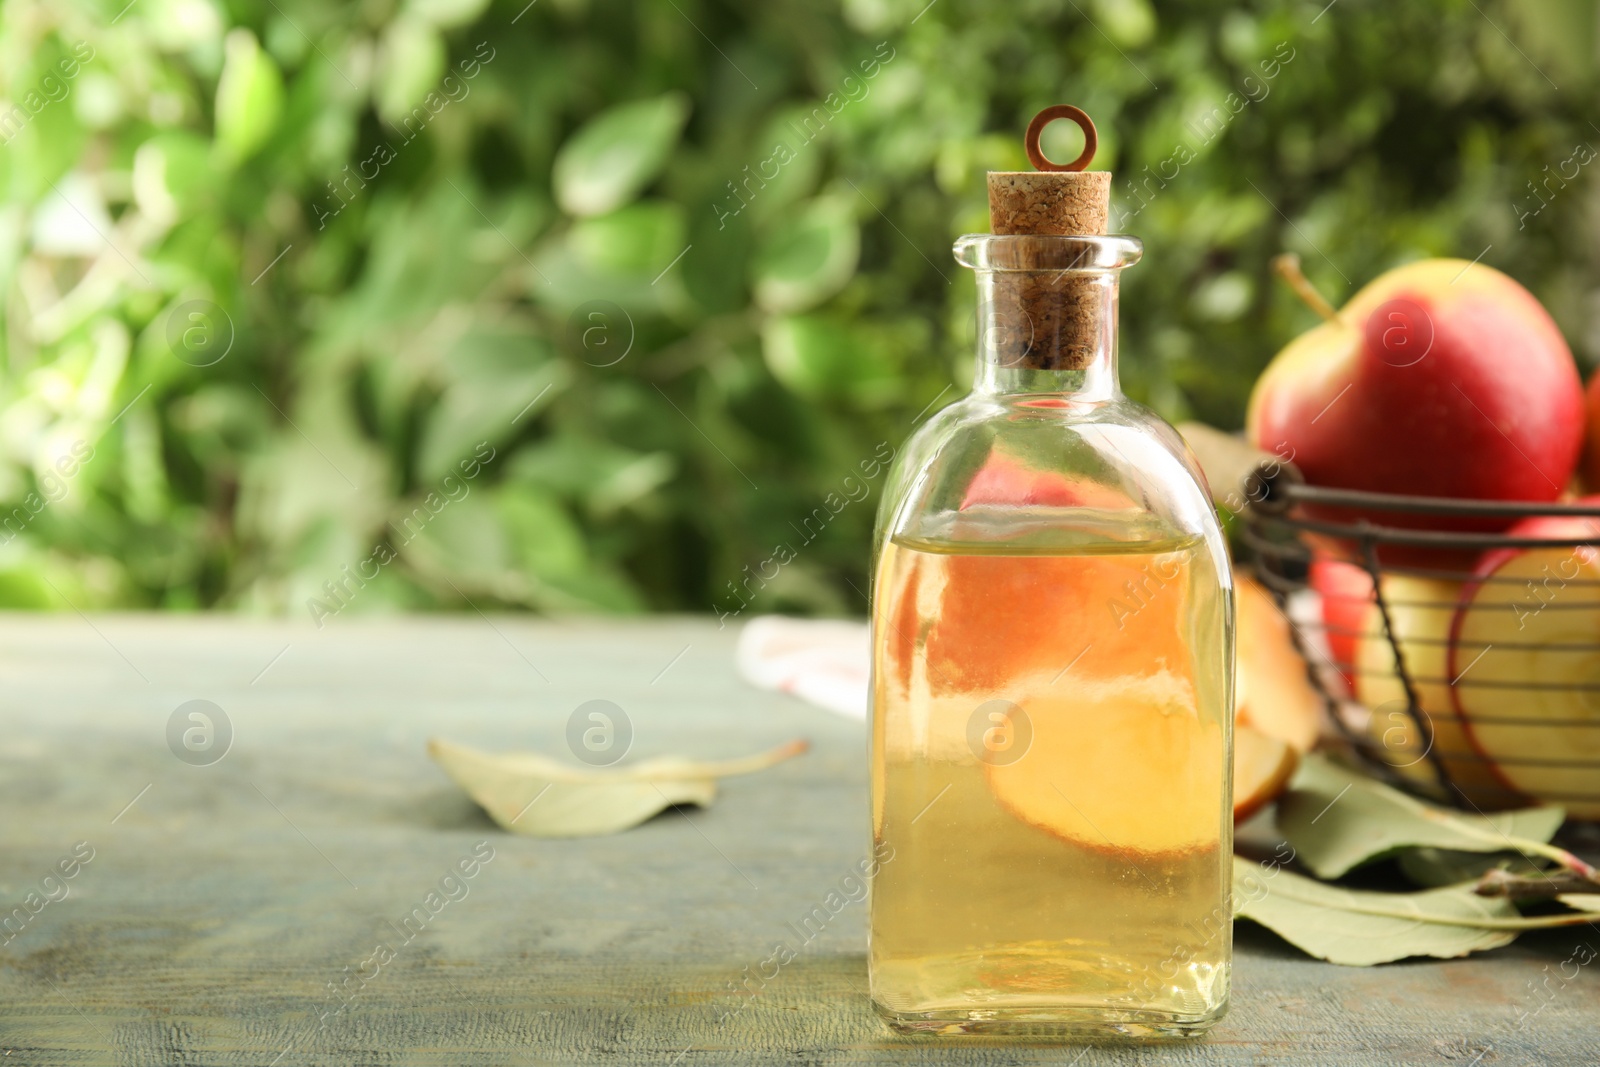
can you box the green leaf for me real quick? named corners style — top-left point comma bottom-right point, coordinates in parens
top-left (1091, 0), bottom-right (1157, 47)
top-left (1276, 754), bottom-right (1566, 880)
top-left (240, 393), bottom-right (392, 558)
top-left (589, 453), bottom-right (677, 517)
top-left (417, 362), bottom-right (565, 484)
top-left (394, 492), bottom-right (524, 604)
top-left (427, 737), bottom-right (808, 837)
top-left (528, 241), bottom-right (675, 317)
top-left (375, 17), bottom-right (447, 126)
top-left (761, 314), bottom-right (895, 401)
top-left (568, 201), bottom-right (688, 277)
top-left (1232, 857), bottom-right (1556, 966)
top-left (133, 133), bottom-right (216, 225)
top-left (553, 93), bottom-right (690, 217)
top-left (762, 314), bottom-right (855, 396)
top-left (403, 0), bottom-right (493, 28)
top-left (496, 488), bottom-right (587, 579)
top-left (0, 566), bottom-right (66, 609)
top-left (753, 197), bottom-right (860, 313)
top-left (506, 439), bottom-right (676, 517)
top-left (214, 29), bottom-right (285, 166)
top-left (740, 109), bottom-right (823, 219)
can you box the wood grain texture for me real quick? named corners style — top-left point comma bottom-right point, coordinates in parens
top-left (0, 614), bottom-right (1594, 1065)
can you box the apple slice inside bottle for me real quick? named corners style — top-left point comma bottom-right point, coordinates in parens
top-left (982, 673), bottom-right (1226, 856)
top-left (1448, 507), bottom-right (1600, 817)
top-left (942, 449), bottom-right (1232, 854)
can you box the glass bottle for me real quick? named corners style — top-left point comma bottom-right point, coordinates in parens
top-left (867, 231), bottom-right (1235, 1037)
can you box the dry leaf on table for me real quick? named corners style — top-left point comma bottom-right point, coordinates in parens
top-left (428, 737), bottom-right (808, 838)
top-left (1558, 894), bottom-right (1600, 913)
top-left (1233, 857), bottom-right (1596, 966)
top-left (1276, 754), bottom-right (1567, 879)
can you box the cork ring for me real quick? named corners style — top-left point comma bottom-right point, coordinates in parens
top-left (1025, 105), bottom-right (1097, 172)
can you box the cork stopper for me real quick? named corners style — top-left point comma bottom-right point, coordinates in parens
top-left (987, 170), bottom-right (1110, 236)
top-left (984, 105), bottom-right (1112, 371)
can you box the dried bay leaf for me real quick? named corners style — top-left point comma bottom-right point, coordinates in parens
top-left (1473, 866), bottom-right (1600, 901)
top-left (1233, 858), bottom-right (1592, 966)
top-left (1557, 894), bottom-right (1600, 913)
top-left (428, 737), bottom-right (808, 838)
top-left (1276, 754), bottom-right (1566, 880)
top-left (1396, 847), bottom-right (1546, 889)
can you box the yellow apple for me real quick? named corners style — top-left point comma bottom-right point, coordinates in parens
top-left (1450, 505), bottom-right (1600, 817)
top-left (1353, 575), bottom-right (1508, 805)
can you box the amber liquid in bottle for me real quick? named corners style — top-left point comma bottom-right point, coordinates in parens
top-left (869, 504), bottom-right (1232, 1035)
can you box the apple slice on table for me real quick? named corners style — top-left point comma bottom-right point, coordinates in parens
top-left (1351, 574), bottom-right (1511, 804)
top-left (1234, 576), bottom-right (1323, 753)
top-left (1449, 505), bottom-right (1600, 817)
top-left (1233, 724), bottom-right (1298, 823)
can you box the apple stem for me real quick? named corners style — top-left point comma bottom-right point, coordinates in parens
top-left (1272, 253), bottom-right (1346, 327)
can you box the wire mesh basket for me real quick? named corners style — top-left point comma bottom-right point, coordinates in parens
top-left (1241, 475), bottom-right (1600, 819)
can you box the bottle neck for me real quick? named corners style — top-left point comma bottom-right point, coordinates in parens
top-left (970, 269), bottom-right (1121, 402)
top-left (973, 348), bottom-right (1121, 400)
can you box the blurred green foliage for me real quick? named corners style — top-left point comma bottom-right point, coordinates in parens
top-left (1, 0), bottom-right (1597, 616)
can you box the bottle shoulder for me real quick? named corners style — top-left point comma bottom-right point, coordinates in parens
top-left (876, 393), bottom-right (1225, 559)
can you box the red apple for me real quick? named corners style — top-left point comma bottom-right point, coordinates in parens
top-left (1247, 256), bottom-right (1584, 565)
top-left (1448, 501), bottom-right (1600, 817)
top-left (1307, 556), bottom-right (1373, 693)
top-left (1581, 373), bottom-right (1600, 492)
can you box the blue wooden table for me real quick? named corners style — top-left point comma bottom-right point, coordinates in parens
top-left (1, 614), bottom-right (1593, 1065)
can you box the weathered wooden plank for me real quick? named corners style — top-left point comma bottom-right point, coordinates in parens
top-left (0, 615), bottom-right (1594, 1065)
